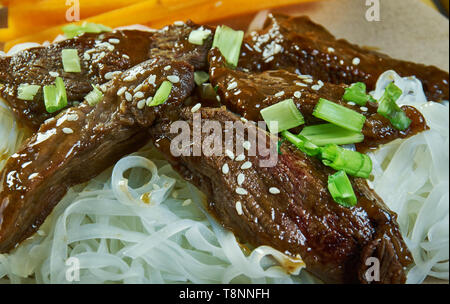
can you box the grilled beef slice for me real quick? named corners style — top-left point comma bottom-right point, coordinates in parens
top-left (239, 14), bottom-right (449, 101)
top-left (210, 48), bottom-right (428, 150)
top-left (0, 57), bottom-right (195, 253)
top-left (0, 21), bottom-right (212, 130)
top-left (149, 106), bottom-right (412, 284)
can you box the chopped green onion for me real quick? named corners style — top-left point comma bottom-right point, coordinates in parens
top-left (61, 49), bottom-right (81, 73)
top-left (261, 99), bottom-right (305, 134)
top-left (43, 77), bottom-right (67, 113)
top-left (320, 144), bottom-right (372, 178)
top-left (85, 85), bottom-right (103, 106)
top-left (377, 83), bottom-right (411, 131)
top-left (149, 81), bottom-right (173, 107)
top-left (313, 98), bottom-right (366, 133)
top-left (189, 29), bottom-right (211, 45)
top-left (17, 84), bottom-right (40, 101)
top-left (194, 71), bottom-right (210, 86)
top-left (62, 22), bottom-right (112, 39)
top-left (212, 25), bottom-right (244, 67)
top-left (300, 124), bottom-right (364, 146)
top-left (328, 170), bottom-right (357, 207)
top-left (342, 82), bottom-right (374, 106)
top-left (281, 131), bottom-right (321, 157)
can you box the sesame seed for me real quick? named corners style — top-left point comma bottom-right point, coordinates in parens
top-left (125, 92), bottom-right (132, 102)
top-left (328, 47), bottom-right (335, 53)
top-left (124, 75), bottom-right (136, 82)
top-left (164, 65), bottom-right (172, 71)
top-left (225, 149), bottom-right (235, 160)
top-left (108, 38), bottom-right (120, 44)
top-left (117, 87), bottom-right (127, 96)
top-left (167, 75), bottom-right (180, 83)
top-left (241, 161), bottom-right (252, 170)
top-left (67, 114), bottom-right (79, 121)
top-left (360, 106), bottom-right (369, 112)
top-left (236, 188), bottom-right (248, 195)
top-left (222, 163), bottom-right (230, 174)
top-left (137, 99), bottom-right (146, 109)
top-left (28, 173), bottom-right (39, 180)
top-left (275, 91), bottom-right (285, 97)
top-left (227, 81), bottom-right (238, 90)
top-left (347, 101), bottom-right (356, 106)
top-left (235, 154), bottom-right (245, 161)
top-left (340, 60), bottom-right (344, 65)
top-left (237, 173), bottom-right (245, 185)
top-left (294, 91), bottom-right (302, 98)
top-left (269, 187), bottom-right (280, 194)
top-left (134, 91), bottom-right (145, 99)
top-left (123, 54), bottom-right (130, 59)
top-left (304, 78), bottom-right (313, 84)
top-left (352, 57), bottom-right (360, 65)
top-left (240, 117), bottom-right (248, 123)
top-left (243, 141), bottom-right (251, 151)
top-left (191, 103), bottom-right (201, 113)
top-left (295, 82), bottom-right (307, 87)
top-left (235, 201), bottom-right (243, 215)
top-left (311, 85), bottom-right (321, 91)
top-left (146, 97), bottom-right (154, 106)
top-left (83, 53), bottom-right (91, 60)
top-left (62, 127), bottom-right (73, 134)
top-left (174, 21), bottom-right (185, 26)
top-left (49, 71), bottom-right (59, 77)
top-left (104, 72), bottom-right (115, 80)
top-left (216, 95), bottom-right (221, 102)
top-left (182, 199), bottom-right (192, 206)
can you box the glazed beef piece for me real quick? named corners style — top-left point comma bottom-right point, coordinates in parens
top-left (209, 48), bottom-right (428, 150)
top-left (0, 21), bottom-right (212, 130)
top-left (239, 14), bottom-right (449, 102)
top-left (0, 56), bottom-right (195, 253)
top-left (150, 107), bottom-right (412, 284)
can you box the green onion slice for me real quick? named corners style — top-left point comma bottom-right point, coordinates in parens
top-left (43, 77), bottom-right (67, 113)
top-left (62, 49), bottom-right (81, 73)
top-left (300, 123), bottom-right (364, 146)
top-left (17, 84), bottom-right (40, 101)
top-left (343, 82), bottom-right (374, 106)
top-left (62, 22), bottom-right (112, 39)
top-left (313, 98), bottom-right (366, 133)
top-left (194, 71), bottom-right (210, 86)
top-left (149, 81), bottom-right (173, 107)
top-left (85, 85), bottom-right (104, 106)
top-left (261, 99), bottom-right (305, 134)
top-left (212, 25), bottom-right (244, 67)
top-left (189, 29), bottom-right (211, 45)
top-left (328, 170), bottom-right (357, 208)
top-left (320, 144), bottom-right (372, 178)
top-left (281, 131), bottom-right (321, 157)
top-left (377, 83), bottom-right (411, 131)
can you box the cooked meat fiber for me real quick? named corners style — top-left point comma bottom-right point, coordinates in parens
top-left (0, 21), bottom-right (212, 130)
top-left (210, 48), bottom-right (428, 150)
top-left (0, 57), bottom-right (195, 253)
top-left (239, 14), bottom-right (449, 101)
top-left (150, 107), bottom-right (412, 284)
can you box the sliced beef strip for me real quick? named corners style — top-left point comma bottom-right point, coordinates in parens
top-left (0, 21), bottom-right (212, 130)
top-left (149, 106), bottom-right (412, 284)
top-left (209, 48), bottom-right (428, 151)
top-left (239, 14), bottom-right (449, 102)
top-left (0, 56), bottom-right (195, 253)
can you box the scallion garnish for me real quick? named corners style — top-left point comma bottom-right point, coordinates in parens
top-left (320, 144), bottom-right (372, 178)
top-left (17, 84), bottom-right (40, 101)
top-left (300, 123), bottom-right (364, 146)
top-left (194, 71), bottom-right (210, 86)
top-left (212, 25), bottom-right (244, 67)
top-left (189, 29), bottom-right (211, 45)
top-left (261, 99), bottom-right (305, 134)
top-left (149, 81), bottom-right (173, 107)
top-left (328, 170), bottom-right (357, 207)
top-left (62, 22), bottom-right (112, 39)
top-left (343, 82), bottom-right (374, 106)
top-left (281, 131), bottom-right (321, 157)
top-left (313, 98), bottom-right (366, 133)
top-left (85, 85), bottom-right (103, 106)
top-left (62, 49), bottom-right (81, 73)
top-left (43, 77), bottom-right (67, 113)
top-left (377, 83), bottom-right (411, 131)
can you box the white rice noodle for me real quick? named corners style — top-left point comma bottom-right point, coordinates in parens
top-left (368, 72), bottom-right (449, 284)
